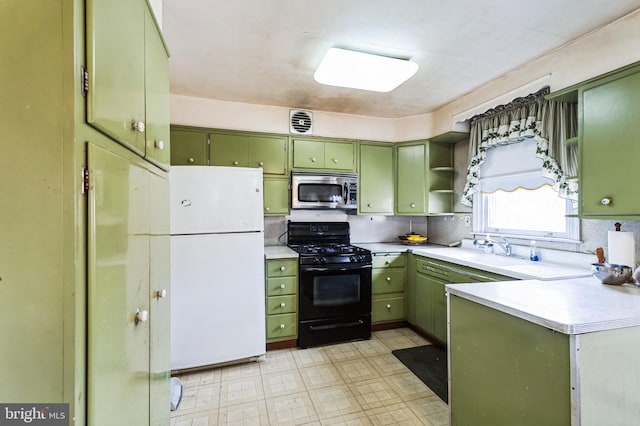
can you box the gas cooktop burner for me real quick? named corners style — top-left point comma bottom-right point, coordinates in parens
top-left (290, 243), bottom-right (372, 265)
top-left (295, 243), bottom-right (368, 256)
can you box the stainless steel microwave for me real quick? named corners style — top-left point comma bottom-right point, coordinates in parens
top-left (291, 172), bottom-right (358, 210)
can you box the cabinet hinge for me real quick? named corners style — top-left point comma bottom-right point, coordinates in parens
top-left (81, 166), bottom-right (90, 194)
top-left (81, 66), bottom-right (89, 97)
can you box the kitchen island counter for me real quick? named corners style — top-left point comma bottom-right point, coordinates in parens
top-left (447, 277), bottom-right (640, 334)
top-left (447, 277), bottom-right (640, 426)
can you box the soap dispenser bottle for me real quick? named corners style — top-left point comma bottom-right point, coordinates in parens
top-left (529, 240), bottom-right (539, 262)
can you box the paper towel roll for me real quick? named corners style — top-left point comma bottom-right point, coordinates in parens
top-left (608, 231), bottom-right (635, 267)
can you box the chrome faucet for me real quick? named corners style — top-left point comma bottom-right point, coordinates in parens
top-left (488, 236), bottom-right (512, 256)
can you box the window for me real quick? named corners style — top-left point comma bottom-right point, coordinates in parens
top-left (472, 139), bottom-right (579, 242)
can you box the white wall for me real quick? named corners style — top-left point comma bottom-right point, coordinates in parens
top-left (170, 95), bottom-right (397, 142)
top-left (149, 0), bottom-right (162, 28)
top-left (432, 8), bottom-right (640, 137)
top-left (170, 8), bottom-right (640, 142)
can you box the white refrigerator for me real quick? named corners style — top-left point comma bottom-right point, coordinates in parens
top-left (170, 166), bottom-right (265, 370)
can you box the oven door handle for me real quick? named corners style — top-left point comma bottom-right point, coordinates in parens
top-left (309, 319), bottom-right (364, 331)
top-left (301, 264), bottom-right (372, 272)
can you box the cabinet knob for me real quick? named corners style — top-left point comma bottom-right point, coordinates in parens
top-left (265, 207), bottom-right (270, 212)
top-left (385, 261), bottom-right (390, 265)
top-left (386, 304), bottom-right (392, 310)
top-left (367, 203), bottom-right (372, 208)
top-left (233, 160), bottom-right (239, 166)
top-left (280, 284), bottom-right (286, 289)
top-left (155, 289), bottom-right (167, 299)
top-left (131, 120), bottom-right (145, 133)
top-left (280, 302), bottom-right (286, 308)
top-left (258, 161), bottom-right (264, 167)
top-left (386, 277), bottom-right (392, 282)
top-left (279, 324), bottom-right (286, 329)
top-left (601, 197), bottom-right (612, 206)
top-left (410, 203), bottom-right (416, 208)
top-left (135, 309), bottom-right (149, 325)
top-left (311, 157), bottom-right (316, 163)
top-left (154, 140), bottom-right (165, 150)
top-left (332, 158), bottom-right (338, 164)
top-left (280, 266), bottom-right (286, 272)
top-left (188, 157), bottom-right (195, 164)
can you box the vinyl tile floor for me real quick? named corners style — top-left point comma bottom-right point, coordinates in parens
top-left (170, 328), bottom-right (449, 426)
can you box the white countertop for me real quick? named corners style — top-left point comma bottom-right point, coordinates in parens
top-left (356, 242), bottom-right (592, 281)
top-left (264, 245), bottom-right (298, 259)
top-left (355, 243), bottom-right (412, 253)
top-left (447, 277), bottom-right (640, 334)
top-left (411, 246), bottom-right (592, 280)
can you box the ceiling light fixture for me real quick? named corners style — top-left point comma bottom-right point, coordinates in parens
top-left (314, 47), bottom-right (419, 93)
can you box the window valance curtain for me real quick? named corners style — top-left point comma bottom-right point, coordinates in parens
top-left (461, 86), bottom-right (578, 207)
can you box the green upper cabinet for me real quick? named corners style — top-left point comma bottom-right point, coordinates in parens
top-left (580, 67), bottom-right (640, 217)
top-left (143, 10), bottom-right (170, 170)
top-left (170, 127), bottom-right (209, 165)
top-left (395, 140), bottom-right (456, 215)
top-left (87, 0), bottom-right (146, 155)
top-left (293, 139), bottom-right (355, 171)
top-left (359, 143), bottom-right (394, 214)
top-left (396, 143), bottom-right (427, 214)
top-left (263, 177), bottom-right (290, 215)
top-left (428, 142), bottom-right (455, 214)
top-left (87, 0), bottom-right (170, 170)
top-left (210, 131), bottom-right (288, 175)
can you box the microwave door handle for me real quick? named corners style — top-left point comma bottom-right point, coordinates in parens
top-left (343, 182), bottom-right (348, 202)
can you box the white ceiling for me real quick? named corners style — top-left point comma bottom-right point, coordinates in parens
top-left (162, 1), bottom-right (640, 118)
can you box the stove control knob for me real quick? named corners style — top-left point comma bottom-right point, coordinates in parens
top-left (320, 257), bottom-right (327, 264)
top-left (350, 256), bottom-right (356, 262)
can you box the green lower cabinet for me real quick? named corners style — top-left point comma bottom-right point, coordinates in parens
top-left (266, 276), bottom-right (297, 296)
top-left (449, 296), bottom-right (571, 426)
top-left (266, 295), bottom-right (296, 315)
top-left (372, 297), bottom-right (405, 323)
top-left (411, 255), bottom-right (513, 344)
top-left (415, 273), bottom-right (448, 343)
top-left (266, 314), bottom-right (298, 340)
top-left (265, 258), bottom-right (298, 343)
top-left (371, 253), bottom-right (405, 324)
top-left (263, 177), bottom-right (289, 215)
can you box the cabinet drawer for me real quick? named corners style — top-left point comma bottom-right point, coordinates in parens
top-left (266, 259), bottom-right (298, 277)
top-left (266, 276), bottom-right (297, 296)
top-left (266, 295), bottom-right (297, 315)
top-left (372, 269), bottom-right (405, 294)
top-left (266, 313), bottom-right (297, 339)
top-left (372, 253), bottom-right (405, 268)
top-left (372, 297), bottom-right (405, 322)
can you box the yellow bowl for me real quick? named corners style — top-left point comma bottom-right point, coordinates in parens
top-left (406, 235), bottom-right (427, 242)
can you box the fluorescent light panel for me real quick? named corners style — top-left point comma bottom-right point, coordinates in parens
top-left (314, 48), bottom-right (419, 93)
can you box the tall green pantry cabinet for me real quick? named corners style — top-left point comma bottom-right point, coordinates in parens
top-left (0, 1), bottom-right (171, 425)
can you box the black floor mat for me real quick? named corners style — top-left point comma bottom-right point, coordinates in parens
top-left (392, 345), bottom-right (448, 403)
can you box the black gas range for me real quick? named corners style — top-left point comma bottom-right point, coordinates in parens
top-left (287, 222), bottom-right (372, 348)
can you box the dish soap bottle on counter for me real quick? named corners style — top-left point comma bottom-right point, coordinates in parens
top-left (529, 240), bottom-right (539, 261)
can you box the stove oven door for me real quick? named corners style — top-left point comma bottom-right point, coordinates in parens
top-left (298, 263), bottom-right (372, 321)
